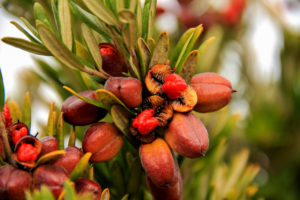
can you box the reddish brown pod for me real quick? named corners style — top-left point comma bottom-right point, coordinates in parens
top-left (39, 136), bottom-right (58, 157)
top-left (0, 165), bottom-right (32, 200)
top-left (165, 112), bottom-right (209, 158)
top-left (53, 146), bottom-right (83, 174)
top-left (190, 73), bottom-right (235, 113)
top-left (0, 138), bottom-right (4, 159)
top-left (82, 122), bottom-right (123, 162)
top-left (147, 168), bottom-right (182, 200)
top-left (99, 43), bottom-right (128, 76)
top-left (7, 122), bottom-right (29, 146)
top-left (104, 77), bottom-right (143, 107)
top-left (62, 90), bottom-right (107, 126)
top-left (33, 165), bottom-right (69, 199)
top-left (75, 177), bottom-right (102, 200)
top-left (139, 138), bottom-right (178, 187)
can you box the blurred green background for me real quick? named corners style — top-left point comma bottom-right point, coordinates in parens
top-left (1, 0), bottom-right (300, 199)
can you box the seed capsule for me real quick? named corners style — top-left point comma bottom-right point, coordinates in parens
top-left (0, 165), bottom-right (32, 200)
top-left (139, 138), bottom-right (178, 187)
top-left (39, 136), bottom-right (59, 157)
top-left (104, 77), bottom-right (143, 107)
top-left (62, 90), bottom-right (107, 126)
top-left (0, 138), bottom-right (4, 159)
top-left (53, 146), bottom-right (83, 174)
top-left (190, 73), bottom-right (234, 113)
top-left (82, 122), bottom-right (123, 162)
top-left (165, 112), bottom-right (209, 158)
top-left (99, 43), bottom-right (128, 76)
top-left (33, 165), bottom-right (69, 199)
top-left (75, 177), bottom-right (102, 200)
top-left (7, 122), bottom-right (29, 146)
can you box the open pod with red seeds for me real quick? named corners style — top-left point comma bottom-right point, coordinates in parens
top-left (7, 122), bottom-right (29, 146)
top-left (12, 136), bottom-right (42, 169)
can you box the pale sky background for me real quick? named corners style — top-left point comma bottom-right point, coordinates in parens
top-left (0, 0), bottom-right (299, 132)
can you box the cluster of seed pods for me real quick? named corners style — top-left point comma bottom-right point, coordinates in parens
top-left (59, 43), bottom-right (235, 200)
top-left (0, 105), bottom-right (101, 200)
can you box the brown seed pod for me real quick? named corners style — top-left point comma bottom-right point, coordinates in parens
top-left (12, 136), bottom-right (42, 169)
top-left (143, 95), bottom-right (173, 127)
top-left (145, 64), bottom-right (173, 94)
top-left (75, 177), bottom-right (102, 200)
top-left (82, 122), bottom-right (123, 162)
top-left (104, 77), bottom-right (143, 107)
top-left (33, 165), bottom-right (69, 199)
top-left (39, 136), bottom-right (58, 157)
top-left (169, 86), bottom-right (197, 112)
top-left (165, 112), bottom-right (209, 158)
top-left (129, 125), bottom-right (156, 144)
top-left (62, 90), bottom-right (107, 126)
top-left (0, 138), bottom-right (4, 159)
top-left (139, 138), bottom-right (178, 187)
top-left (99, 43), bottom-right (128, 76)
top-left (190, 73), bottom-right (234, 113)
top-left (147, 167), bottom-right (182, 200)
top-left (52, 146), bottom-right (83, 174)
top-left (0, 165), bottom-right (32, 200)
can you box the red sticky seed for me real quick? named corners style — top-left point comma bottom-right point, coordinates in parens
top-left (100, 46), bottom-right (115, 55)
top-left (132, 109), bottom-right (159, 135)
top-left (162, 74), bottom-right (188, 99)
top-left (221, 0), bottom-right (246, 25)
top-left (12, 127), bottom-right (28, 145)
top-left (17, 143), bottom-right (38, 162)
top-left (2, 104), bottom-right (12, 128)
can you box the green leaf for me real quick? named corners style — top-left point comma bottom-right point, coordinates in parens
top-left (8, 102), bottom-right (22, 122)
top-left (37, 22), bottom-right (84, 70)
top-left (58, 0), bottom-right (73, 50)
top-left (34, 3), bottom-right (55, 32)
top-left (22, 92), bottom-right (31, 130)
top-left (47, 103), bottom-right (55, 136)
top-left (70, 152), bottom-right (92, 181)
top-left (68, 125), bottom-right (76, 147)
top-left (64, 180), bottom-right (77, 200)
top-left (111, 105), bottom-right (131, 135)
top-left (81, 23), bottom-right (103, 70)
top-left (198, 37), bottom-right (215, 56)
top-left (129, 0), bottom-right (137, 12)
top-left (36, 150), bottom-right (66, 166)
top-left (57, 113), bottom-right (64, 150)
top-left (118, 10), bottom-right (137, 50)
top-left (111, 160), bottom-right (126, 196)
top-left (142, 0), bottom-right (156, 40)
top-left (121, 194), bottom-right (129, 200)
top-left (170, 28), bottom-right (194, 66)
top-left (69, 1), bottom-right (111, 41)
top-left (20, 17), bottom-right (40, 39)
top-left (147, 37), bottom-right (155, 53)
top-left (100, 188), bottom-right (110, 200)
top-left (126, 158), bottom-right (142, 194)
top-left (10, 21), bottom-right (41, 44)
top-left (149, 31), bottom-right (169, 67)
top-left (40, 185), bottom-right (55, 200)
top-left (63, 86), bottom-right (107, 109)
top-left (116, 0), bottom-right (125, 12)
top-left (0, 69), bottom-right (4, 111)
top-left (179, 50), bottom-right (198, 83)
top-left (83, 0), bottom-right (119, 27)
top-left (94, 89), bottom-right (133, 114)
top-left (136, 0), bottom-right (142, 38)
top-left (1, 37), bottom-right (51, 55)
top-left (137, 38), bottom-right (151, 79)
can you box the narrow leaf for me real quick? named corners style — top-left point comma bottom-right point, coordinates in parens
top-left (59, 0), bottom-right (73, 50)
top-left (64, 180), bottom-right (77, 200)
top-left (10, 21), bottom-right (41, 44)
top-left (83, 0), bottom-right (119, 26)
top-left (147, 37), bottom-right (155, 53)
top-left (81, 23), bottom-right (103, 70)
top-left (47, 103), bottom-right (55, 136)
top-left (111, 105), bottom-right (131, 135)
top-left (137, 38), bottom-right (151, 79)
top-left (34, 3), bottom-right (55, 32)
top-left (94, 89), bottom-right (133, 114)
top-left (63, 86), bottom-right (106, 109)
top-left (116, 0), bottom-right (125, 12)
top-left (198, 37), bottom-right (215, 56)
top-left (121, 194), bottom-right (129, 200)
top-left (20, 17), bottom-right (40, 39)
top-left (8, 102), bottom-right (22, 122)
top-left (1, 37), bottom-right (51, 55)
top-left (149, 31), bottom-right (169, 67)
top-left (40, 186), bottom-right (55, 200)
top-left (118, 10), bottom-right (137, 50)
top-left (127, 158), bottom-right (142, 194)
top-left (111, 161), bottom-right (126, 195)
top-left (142, 0), bottom-right (156, 40)
top-left (0, 70), bottom-right (4, 111)
top-left (69, 1), bottom-right (111, 41)
top-left (70, 152), bottom-right (92, 181)
top-left (22, 92), bottom-right (31, 130)
top-left (57, 113), bottom-right (64, 150)
top-left (36, 150), bottom-right (66, 166)
top-left (100, 188), bottom-right (110, 200)
top-left (37, 22), bottom-right (85, 70)
top-left (136, 0), bottom-right (142, 37)
top-left (178, 50), bottom-right (198, 83)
